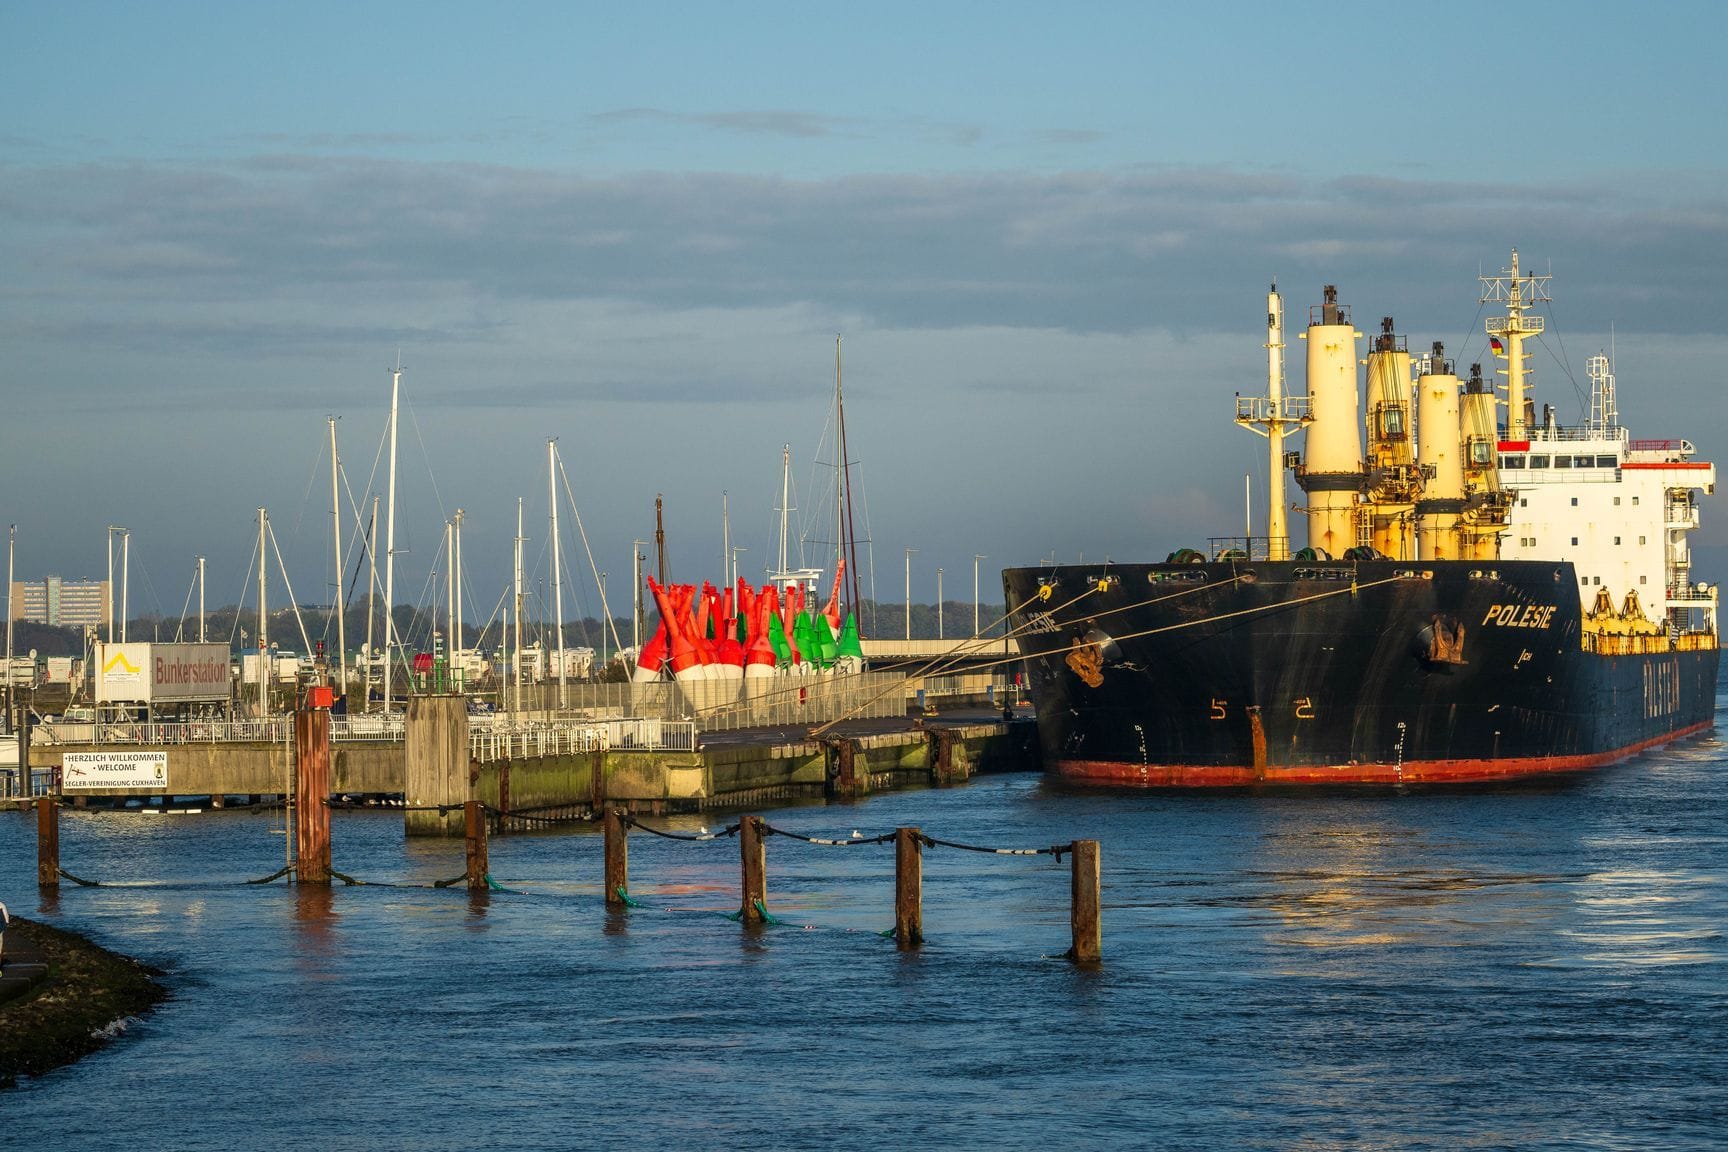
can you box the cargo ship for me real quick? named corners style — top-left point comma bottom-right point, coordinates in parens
top-left (1004, 252), bottom-right (1719, 785)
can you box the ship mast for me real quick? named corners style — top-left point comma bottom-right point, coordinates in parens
top-left (383, 357), bottom-right (401, 714)
top-left (1234, 282), bottom-right (1310, 560)
top-left (548, 439), bottom-right (565, 709)
top-left (328, 417), bottom-right (346, 698)
top-left (1481, 248), bottom-right (1550, 440)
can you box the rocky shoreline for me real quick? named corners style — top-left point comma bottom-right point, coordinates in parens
top-left (0, 917), bottom-right (167, 1088)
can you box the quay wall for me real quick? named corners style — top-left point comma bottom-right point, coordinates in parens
top-left (25, 721), bottom-right (1041, 821)
top-left (27, 743), bottom-right (401, 798)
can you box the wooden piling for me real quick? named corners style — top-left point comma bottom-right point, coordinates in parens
top-left (1069, 839), bottom-right (1101, 964)
top-left (895, 826), bottom-right (922, 948)
top-left (294, 707), bottom-right (332, 884)
top-left (464, 799), bottom-right (488, 890)
top-left (604, 807), bottom-right (628, 905)
top-left (37, 795), bottom-right (58, 888)
top-left (738, 814), bottom-right (767, 923)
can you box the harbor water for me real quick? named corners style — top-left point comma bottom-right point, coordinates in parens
top-left (5, 683), bottom-right (1726, 1149)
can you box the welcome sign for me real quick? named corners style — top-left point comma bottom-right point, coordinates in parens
top-left (62, 750), bottom-right (169, 792)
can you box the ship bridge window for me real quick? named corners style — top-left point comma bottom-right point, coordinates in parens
top-left (1573, 455), bottom-right (1597, 468)
top-left (1597, 455), bottom-right (1618, 468)
top-left (1502, 454), bottom-right (1526, 468)
top-left (1528, 455), bottom-right (1550, 468)
top-left (1554, 455), bottom-right (1573, 469)
top-left (1470, 440), bottom-right (1494, 465)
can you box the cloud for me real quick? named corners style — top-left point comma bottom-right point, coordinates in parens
top-left (589, 107), bottom-right (984, 147)
top-left (1029, 128), bottom-right (1105, 146)
top-left (0, 161), bottom-right (1706, 333)
top-left (592, 107), bottom-right (865, 139)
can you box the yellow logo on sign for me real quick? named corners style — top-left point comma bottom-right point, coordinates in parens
top-left (104, 651), bottom-right (141, 675)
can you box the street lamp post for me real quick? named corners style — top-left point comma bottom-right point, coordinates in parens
top-left (937, 568), bottom-right (944, 639)
top-left (973, 554), bottom-right (986, 637)
top-left (904, 548), bottom-right (918, 640)
top-left (631, 540), bottom-right (648, 654)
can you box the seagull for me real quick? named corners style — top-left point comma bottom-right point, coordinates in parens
top-left (699, 826), bottom-right (710, 836)
top-left (851, 830), bottom-right (862, 839)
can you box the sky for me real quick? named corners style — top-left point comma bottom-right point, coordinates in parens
top-left (4, 0), bottom-right (1727, 640)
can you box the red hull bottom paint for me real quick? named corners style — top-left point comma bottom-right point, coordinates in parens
top-left (1054, 722), bottom-right (1714, 787)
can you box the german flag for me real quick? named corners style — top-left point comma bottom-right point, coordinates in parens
top-left (1489, 336), bottom-right (1506, 356)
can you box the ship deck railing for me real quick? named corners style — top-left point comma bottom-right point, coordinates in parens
top-left (1496, 467), bottom-right (1622, 484)
top-left (1205, 537), bottom-right (1292, 562)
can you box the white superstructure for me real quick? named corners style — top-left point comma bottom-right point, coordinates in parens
top-left (1485, 251), bottom-right (1716, 637)
top-left (1498, 420), bottom-right (1717, 633)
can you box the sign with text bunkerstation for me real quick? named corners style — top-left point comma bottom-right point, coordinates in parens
top-left (95, 643), bottom-right (231, 703)
top-left (63, 750), bottom-right (169, 792)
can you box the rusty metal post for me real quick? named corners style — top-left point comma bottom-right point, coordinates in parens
top-left (33, 709), bottom-right (57, 886)
top-left (895, 826), bottom-right (922, 948)
top-left (738, 814), bottom-right (767, 923)
top-left (929, 728), bottom-right (968, 785)
top-left (1069, 839), bottom-right (1101, 964)
top-left (464, 799), bottom-right (488, 890)
top-left (294, 706), bottom-right (332, 884)
top-left (603, 807), bottom-right (628, 905)
top-left (589, 747), bottom-right (606, 812)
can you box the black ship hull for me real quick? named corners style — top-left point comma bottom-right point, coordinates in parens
top-left (1004, 559), bottom-right (1718, 786)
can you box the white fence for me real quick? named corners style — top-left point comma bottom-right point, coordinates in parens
top-left (22, 714), bottom-right (698, 761)
top-left (469, 719), bottom-right (696, 763)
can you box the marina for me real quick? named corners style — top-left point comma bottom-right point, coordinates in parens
top-left (7, 4), bottom-right (1728, 1145)
top-left (3, 712), bottom-right (1726, 1145)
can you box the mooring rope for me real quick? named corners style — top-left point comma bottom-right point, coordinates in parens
top-left (762, 824), bottom-right (895, 847)
top-left (919, 834), bottom-right (1073, 860)
top-left (619, 815), bottom-right (740, 842)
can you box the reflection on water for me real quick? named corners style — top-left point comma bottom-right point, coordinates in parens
top-left (2, 717), bottom-right (1726, 1149)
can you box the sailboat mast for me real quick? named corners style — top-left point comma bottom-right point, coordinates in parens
top-left (257, 508), bottom-right (268, 716)
top-left (778, 445), bottom-right (791, 578)
top-left (383, 360), bottom-right (401, 713)
top-left (549, 440), bottom-right (566, 708)
top-left (452, 509), bottom-right (464, 690)
top-left (834, 337), bottom-right (844, 601)
top-left (514, 496), bottom-right (525, 716)
top-left (365, 496), bottom-right (378, 712)
top-left (197, 555), bottom-right (205, 643)
top-left (329, 417), bottom-right (346, 696)
top-left (838, 337), bottom-right (863, 615)
top-left (444, 520), bottom-right (455, 688)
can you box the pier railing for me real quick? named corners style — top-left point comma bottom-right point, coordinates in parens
top-left (25, 714), bottom-right (698, 756)
top-left (468, 719), bottom-right (696, 763)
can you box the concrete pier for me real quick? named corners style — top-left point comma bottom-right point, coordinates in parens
top-left (22, 713), bottom-right (1040, 831)
top-left (404, 695), bottom-right (470, 837)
